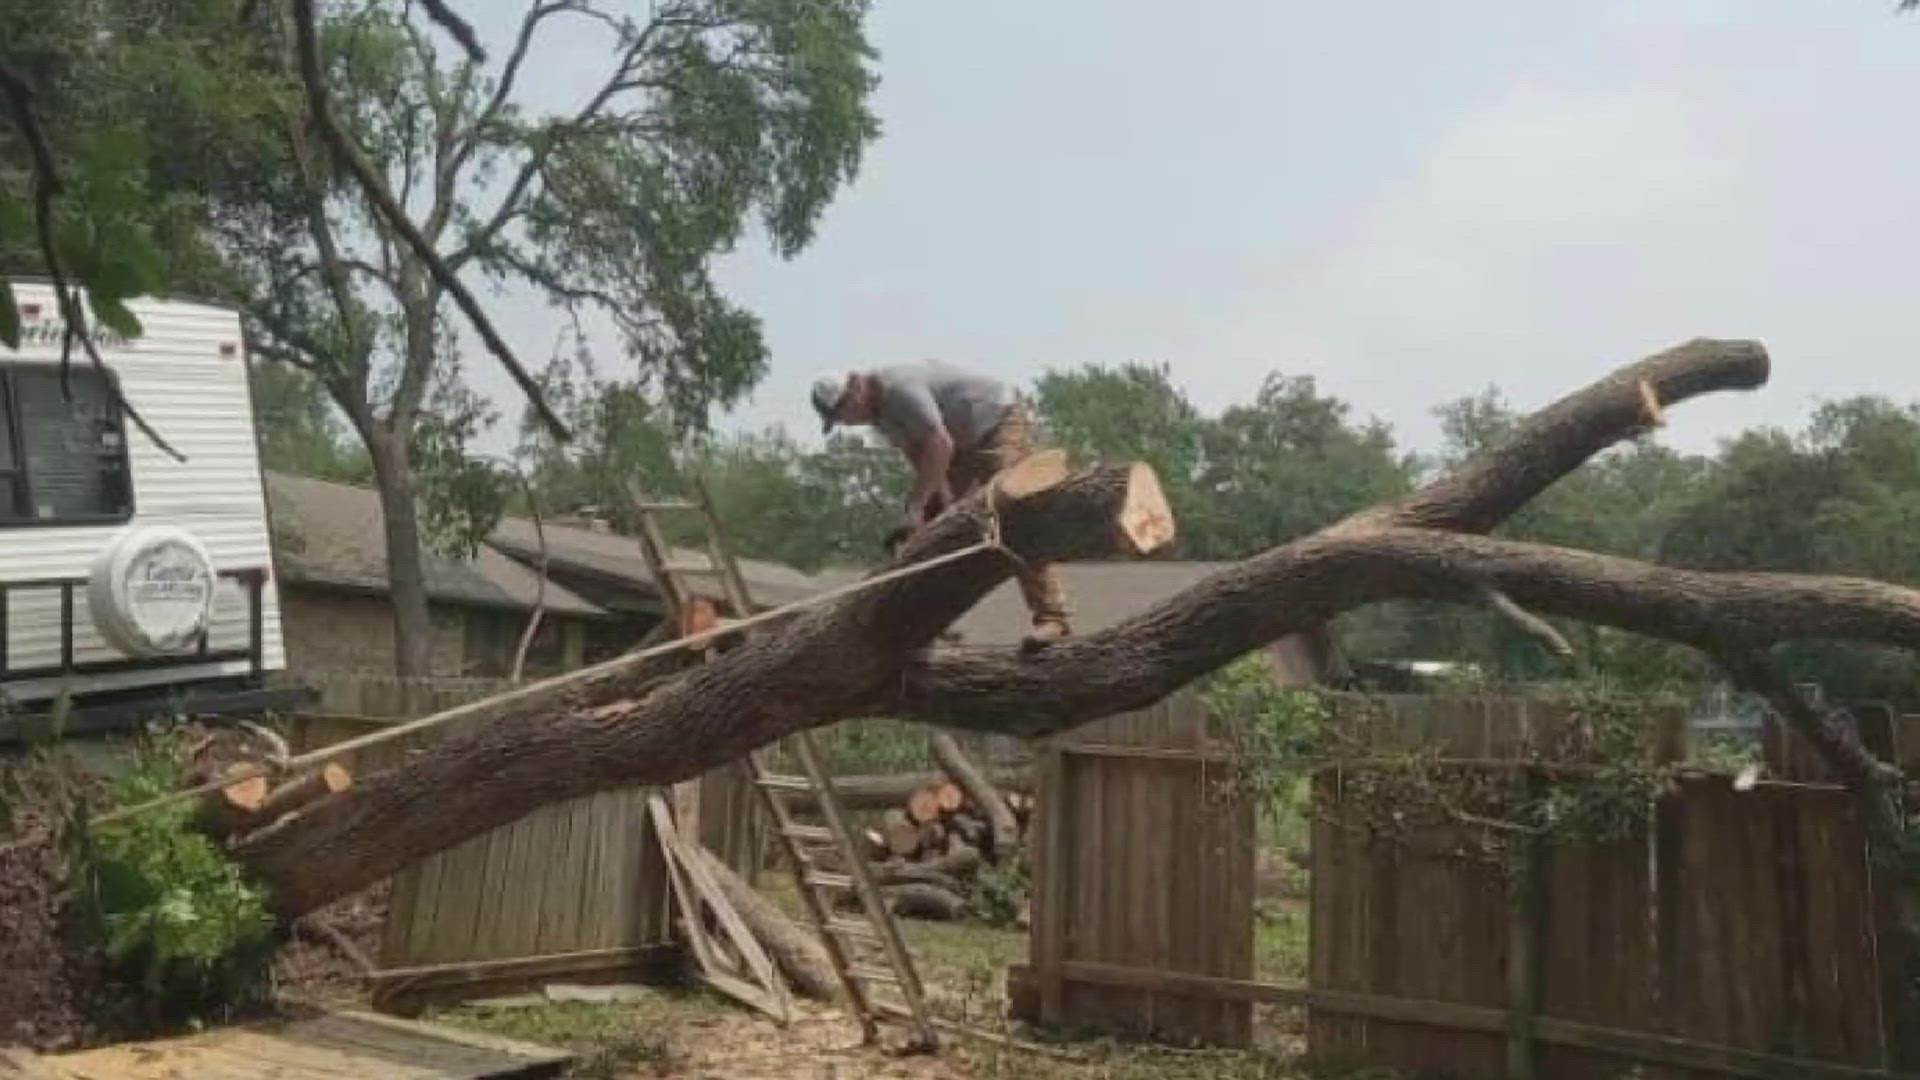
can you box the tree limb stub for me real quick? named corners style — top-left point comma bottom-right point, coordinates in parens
top-left (1479, 586), bottom-right (1574, 659)
top-left (234, 456), bottom-right (1169, 915)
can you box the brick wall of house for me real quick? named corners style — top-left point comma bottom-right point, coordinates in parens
top-left (280, 584), bottom-right (598, 680)
top-left (279, 587), bottom-right (467, 675)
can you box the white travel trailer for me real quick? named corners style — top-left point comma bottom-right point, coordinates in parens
top-left (0, 281), bottom-right (290, 740)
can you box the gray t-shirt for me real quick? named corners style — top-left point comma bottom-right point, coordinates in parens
top-left (869, 361), bottom-right (1016, 451)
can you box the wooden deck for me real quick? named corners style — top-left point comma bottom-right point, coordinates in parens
top-left (40, 1008), bottom-right (570, 1079)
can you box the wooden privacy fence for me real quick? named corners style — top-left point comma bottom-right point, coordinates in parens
top-left (285, 673), bottom-right (755, 1008)
top-left (1008, 691), bottom-right (1255, 1045)
top-left (1010, 691), bottom-right (1918, 1079)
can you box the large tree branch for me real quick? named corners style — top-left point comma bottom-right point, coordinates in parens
top-left (232, 459), bottom-right (1172, 913)
top-left (205, 332), bottom-right (1915, 982)
top-left (886, 527), bottom-right (1920, 735)
top-left (448, 7), bottom-right (720, 271)
top-left (289, 0), bottom-right (570, 442)
top-left (1351, 338), bottom-right (1769, 535)
top-left (434, 0), bottom-right (568, 203)
top-left (416, 0), bottom-right (485, 62)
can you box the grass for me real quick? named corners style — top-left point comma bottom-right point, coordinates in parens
top-left (425, 986), bottom-right (730, 1078)
top-left (428, 863), bottom-right (1401, 1080)
top-left (1256, 896), bottom-right (1311, 982)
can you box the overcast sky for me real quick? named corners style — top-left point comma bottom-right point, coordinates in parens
top-left (461, 1), bottom-right (1920, 458)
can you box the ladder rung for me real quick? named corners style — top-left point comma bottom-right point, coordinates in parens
top-left (635, 500), bottom-right (697, 512)
top-left (803, 870), bottom-right (854, 891)
top-left (754, 774), bottom-right (812, 793)
top-left (781, 824), bottom-right (835, 844)
top-left (660, 560), bottom-right (714, 575)
top-left (847, 964), bottom-right (902, 985)
top-left (827, 917), bottom-right (879, 940)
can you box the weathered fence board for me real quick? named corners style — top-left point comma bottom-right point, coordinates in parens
top-left (283, 672), bottom-right (753, 1006)
top-left (1014, 691), bottom-right (1255, 1046)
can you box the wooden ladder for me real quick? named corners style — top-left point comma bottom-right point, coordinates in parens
top-left (629, 478), bottom-right (939, 1051)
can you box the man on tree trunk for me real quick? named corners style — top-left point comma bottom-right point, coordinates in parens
top-left (812, 361), bottom-right (1072, 649)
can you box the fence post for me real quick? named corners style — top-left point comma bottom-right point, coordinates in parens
top-left (1034, 740), bottom-right (1069, 1027)
top-left (1504, 766), bottom-right (1546, 1080)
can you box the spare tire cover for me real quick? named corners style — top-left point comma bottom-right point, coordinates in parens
top-left (87, 526), bottom-right (218, 656)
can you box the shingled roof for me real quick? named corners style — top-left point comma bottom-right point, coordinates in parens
top-left (488, 517), bottom-right (829, 611)
top-left (806, 559), bottom-right (1234, 645)
top-left (265, 473), bottom-right (608, 617)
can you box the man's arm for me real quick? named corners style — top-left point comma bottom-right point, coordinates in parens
top-left (876, 380), bottom-right (955, 529)
top-left (902, 426), bottom-right (954, 527)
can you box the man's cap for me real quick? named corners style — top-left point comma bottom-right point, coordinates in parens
top-left (811, 371), bottom-right (852, 434)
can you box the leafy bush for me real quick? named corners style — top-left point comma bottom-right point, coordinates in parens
top-left (1197, 652), bottom-right (1328, 847)
top-left (72, 728), bottom-right (275, 1027)
top-left (972, 856), bottom-right (1030, 929)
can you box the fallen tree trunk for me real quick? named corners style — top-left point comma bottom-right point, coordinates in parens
top-left (234, 454), bottom-right (1172, 915)
top-left (885, 883), bottom-right (965, 921)
top-left (691, 845), bottom-right (837, 1002)
top-left (929, 732), bottom-right (1020, 862)
top-left (218, 337), bottom-right (1917, 1046)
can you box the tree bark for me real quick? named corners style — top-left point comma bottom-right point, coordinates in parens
top-left (367, 427), bottom-right (436, 699)
top-left (234, 457), bottom-right (1169, 915)
top-left (885, 883), bottom-right (965, 921)
top-left (691, 845), bottom-right (837, 1002)
top-left (929, 732), bottom-right (1020, 862)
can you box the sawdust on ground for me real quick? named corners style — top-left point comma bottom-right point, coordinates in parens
top-left (647, 1005), bottom-right (974, 1080)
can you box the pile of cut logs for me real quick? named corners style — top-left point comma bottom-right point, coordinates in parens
top-left (792, 735), bottom-right (1035, 922)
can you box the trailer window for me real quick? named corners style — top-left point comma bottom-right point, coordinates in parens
top-left (0, 365), bottom-right (132, 525)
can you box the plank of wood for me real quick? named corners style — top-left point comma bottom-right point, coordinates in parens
top-left (644, 793), bottom-right (789, 1023)
top-left (368, 944), bottom-right (678, 987)
top-left (47, 1009), bottom-right (571, 1080)
top-left (328, 1007), bottom-right (574, 1065)
top-left (0, 1048), bottom-right (53, 1080)
top-left (654, 794), bottom-right (790, 1017)
top-left (1034, 743), bottom-right (1069, 1028)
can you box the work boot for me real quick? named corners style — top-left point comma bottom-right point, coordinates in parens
top-left (1020, 616), bottom-right (1071, 653)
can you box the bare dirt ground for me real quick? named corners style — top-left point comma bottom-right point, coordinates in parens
top-left (644, 1006), bottom-right (972, 1080)
top-left (0, 818), bottom-right (97, 1051)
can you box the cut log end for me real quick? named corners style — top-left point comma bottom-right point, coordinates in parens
top-left (1117, 462), bottom-right (1175, 556)
top-left (224, 771), bottom-right (270, 812)
top-left (994, 449), bottom-right (1071, 501)
top-left (320, 761), bottom-right (352, 793)
top-left (1637, 378), bottom-right (1666, 428)
top-left (881, 810), bottom-right (921, 858)
top-left (907, 784), bottom-right (944, 825)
